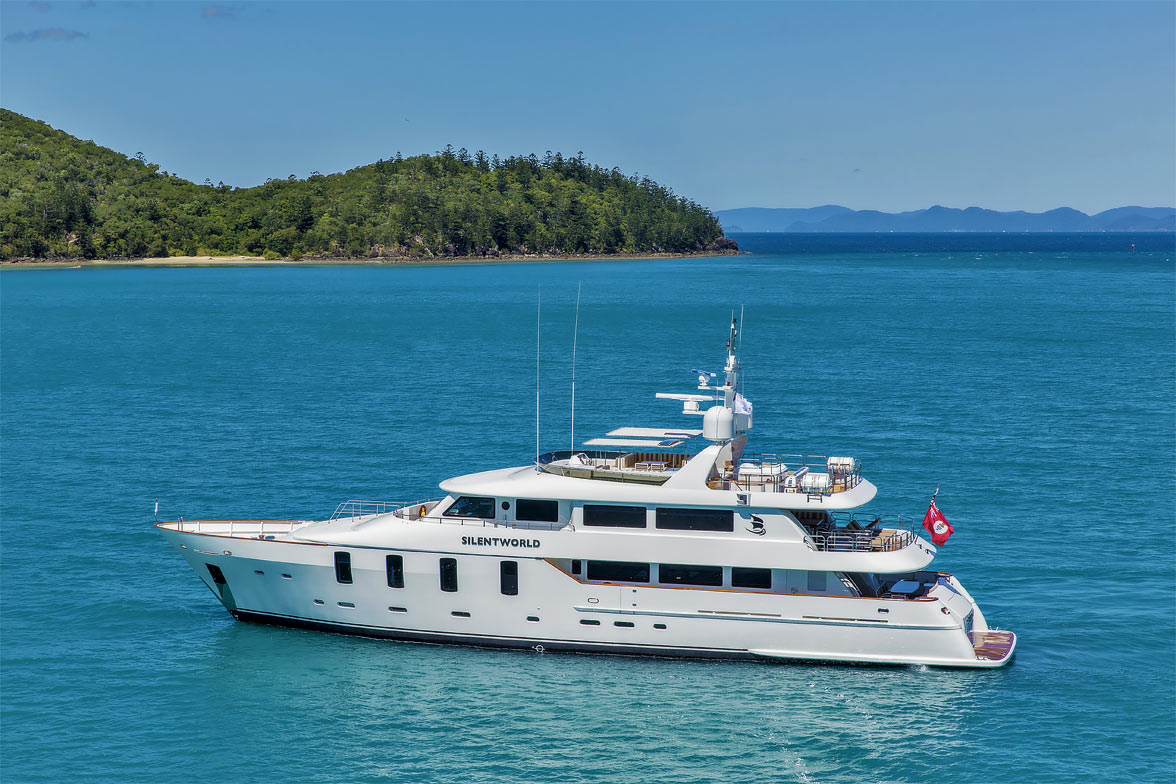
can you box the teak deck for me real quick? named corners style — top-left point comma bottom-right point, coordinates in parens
top-left (972, 630), bottom-right (1015, 661)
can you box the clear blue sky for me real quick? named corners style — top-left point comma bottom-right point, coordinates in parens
top-left (2, 1), bottom-right (1173, 213)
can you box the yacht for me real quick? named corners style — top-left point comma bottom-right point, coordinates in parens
top-left (157, 319), bottom-right (1015, 667)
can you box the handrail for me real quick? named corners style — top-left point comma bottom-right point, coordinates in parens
top-left (330, 500), bottom-right (399, 521)
top-left (331, 498), bottom-right (565, 530)
top-left (807, 529), bottom-right (915, 553)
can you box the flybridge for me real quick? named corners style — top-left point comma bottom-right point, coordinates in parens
top-left (534, 315), bottom-right (762, 485)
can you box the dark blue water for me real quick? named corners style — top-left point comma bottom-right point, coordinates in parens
top-left (3, 235), bottom-right (1173, 783)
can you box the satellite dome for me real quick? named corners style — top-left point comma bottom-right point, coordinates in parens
top-left (702, 405), bottom-right (734, 441)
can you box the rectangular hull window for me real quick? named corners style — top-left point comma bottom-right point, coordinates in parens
top-left (440, 558), bottom-right (458, 592)
top-left (386, 555), bottom-right (404, 589)
top-left (732, 567), bottom-right (772, 589)
top-left (583, 504), bottom-right (647, 528)
top-left (655, 508), bottom-right (734, 532)
top-left (587, 560), bottom-right (649, 583)
top-left (571, 559), bottom-right (582, 576)
top-left (517, 499), bottom-right (559, 522)
top-left (334, 552), bottom-right (353, 584)
top-left (500, 560), bottom-right (519, 595)
top-left (658, 563), bottom-right (723, 586)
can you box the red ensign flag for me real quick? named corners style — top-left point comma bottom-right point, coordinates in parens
top-left (922, 498), bottom-right (954, 545)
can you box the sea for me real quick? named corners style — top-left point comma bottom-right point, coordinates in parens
top-left (2, 233), bottom-right (1173, 784)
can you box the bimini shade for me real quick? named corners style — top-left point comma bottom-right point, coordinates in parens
top-left (605, 427), bottom-right (703, 439)
top-left (582, 438), bottom-right (685, 448)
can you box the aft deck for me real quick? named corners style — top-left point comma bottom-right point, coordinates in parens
top-left (800, 512), bottom-right (918, 553)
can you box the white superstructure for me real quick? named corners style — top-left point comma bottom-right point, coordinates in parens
top-left (157, 318), bottom-right (1015, 668)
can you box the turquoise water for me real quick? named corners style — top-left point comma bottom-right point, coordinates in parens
top-left (2, 235), bottom-right (1174, 783)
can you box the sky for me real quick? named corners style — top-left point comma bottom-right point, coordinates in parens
top-left (2, 1), bottom-right (1174, 214)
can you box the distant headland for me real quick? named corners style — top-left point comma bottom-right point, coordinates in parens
top-left (717, 205), bottom-right (1175, 233)
top-left (0, 110), bottom-right (736, 262)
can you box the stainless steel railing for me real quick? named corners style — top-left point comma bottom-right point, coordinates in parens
top-left (807, 529), bottom-right (915, 553)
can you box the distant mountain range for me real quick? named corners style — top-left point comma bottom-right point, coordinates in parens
top-left (716, 205), bottom-right (1176, 233)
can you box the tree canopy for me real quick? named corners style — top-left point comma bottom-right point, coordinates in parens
top-left (0, 109), bottom-right (734, 260)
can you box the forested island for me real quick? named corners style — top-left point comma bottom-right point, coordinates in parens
top-left (0, 109), bottom-right (735, 261)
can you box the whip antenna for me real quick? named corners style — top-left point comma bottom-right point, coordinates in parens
top-left (536, 286), bottom-right (541, 467)
top-left (570, 282), bottom-right (581, 454)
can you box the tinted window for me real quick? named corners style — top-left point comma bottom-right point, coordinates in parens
top-left (583, 504), bottom-right (646, 528)
top-left (517, 499), bottom-right (559, 522)
top-left (732, 567), bottom-right (772, 589)
top-left (586, 560), bottom-right (649, 583)
top-left (658, 563), bottom-right (723, 586)
top-left (571, 559), bottom-right (582, 576)
top-left (440, 558), bottom-right (458, 592)
top-left (444, 496), bottom-right (495, 519)
top-left (500, 561), bottom-right (519, 595)
top-left (807, 570), bottom-right (827, 593)
top-left (334, 552), bottom-right (353, 584)
top-left (206, 563), bottom-right (226, 585)
top-left (386, 555), bottom-right (404, 588)
top-left (655, 508), bottom-right (734, 532)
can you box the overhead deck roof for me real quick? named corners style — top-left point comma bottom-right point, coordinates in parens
top-left (605, 427), bottom-right (703, 439)
top-left (582, 437), bottom-right (684, 448)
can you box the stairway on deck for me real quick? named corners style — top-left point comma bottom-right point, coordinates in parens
top-left (971, 630), bottom-right (1016, 661)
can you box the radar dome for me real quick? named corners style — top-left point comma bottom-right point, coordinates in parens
top-left (702, 405), bottom-right (735, 441)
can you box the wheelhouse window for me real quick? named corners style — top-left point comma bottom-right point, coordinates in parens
top-left (386, 555), bottom-right (404, 588)
top-left (583, 504), bottom-right (646, 528)
top-left (500, 561), bottom-right (519, 595)
top-left (334, 552), bottom-right (353, 584)
top-left (732, 567), bottom-right (772, 589)
top-left (586, 560), bottom-right (649, 583)
top-left (440, 558), bottom-right (458, 592)
top-left (655, 508), bottom-right (734, 532)
top-left (444, 496), bottom-right (495, 519)
top-left (658, 563), bottom-right (723, 586)
top-left (516, 499), bottom-right (559, 522)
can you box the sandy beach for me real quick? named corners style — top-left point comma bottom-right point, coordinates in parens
top-left (2, 250), bottom-right (740, 269)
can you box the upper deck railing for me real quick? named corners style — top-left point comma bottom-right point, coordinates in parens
top-left (804, 512), bottom-right (916, 552)
top-left (713, 453), bottom-right (863, 496)
top-left (330, 498), bottom-right (567, 530)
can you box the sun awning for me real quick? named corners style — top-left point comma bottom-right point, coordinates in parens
top-left (605, 427), bottom-right (703, 439)
top-left (582, 437), bottom-right (685, 448)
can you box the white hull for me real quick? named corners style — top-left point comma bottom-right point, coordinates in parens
top-left (157, 321), bottom-right (1016, 669)
top-left (160, 525), bottom-right (1015, 668)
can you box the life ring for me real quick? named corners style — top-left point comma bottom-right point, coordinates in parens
top-left (418, 505), bottom-right (427, 519)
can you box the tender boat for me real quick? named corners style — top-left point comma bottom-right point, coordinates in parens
top-left (158, 319), bottom-right (1015, 667)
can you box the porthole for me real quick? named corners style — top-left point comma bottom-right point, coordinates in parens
top-left (501, 501), bottom-right (511, 511)
top-left (281, 573), bottom-right (293, 579)
top-left (580, 619), bottom-right (601, 626)
top-left (614, 621), bottom-right (634, 628)
top-left (388, 606), bottom-right (407, 613)
top-left (313, 599), bottom-right (325, 605)
top-left (653, 623), bottom-right (667, 630)
top-left (338, 601), bottom-right (355, 608)
top-left (254, 570), bottom-right (265, 575)
top-left (526, 616), bottom-right (540, 622)
top-left (452, 611), bottom-right (471, 618)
